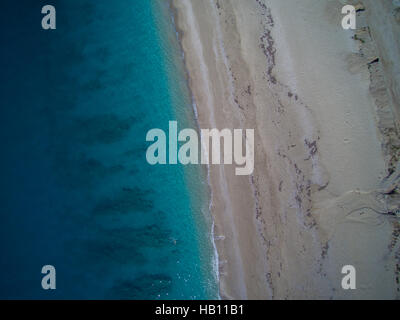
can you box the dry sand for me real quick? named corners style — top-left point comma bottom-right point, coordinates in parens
top-left (171, 0), bottom-right (400, 299)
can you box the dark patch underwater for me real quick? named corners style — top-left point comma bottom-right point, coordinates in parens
top-left (0, 0), bottom-right (215, 299)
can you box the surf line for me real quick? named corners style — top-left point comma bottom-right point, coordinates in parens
top-left (146, 121), bottom-right (254, 175)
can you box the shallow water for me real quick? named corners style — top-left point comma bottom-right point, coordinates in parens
top-left (0, 0), bottom-right (218, 299)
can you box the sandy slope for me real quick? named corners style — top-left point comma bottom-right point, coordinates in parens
top-left (172, 0), bottom-right (400, 299)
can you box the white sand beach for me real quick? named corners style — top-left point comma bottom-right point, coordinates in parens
top-left (172, 0), bottom-right (400, 299)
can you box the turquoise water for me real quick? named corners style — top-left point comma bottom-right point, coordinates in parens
top-left (0, 0), bottom-right (218, 299)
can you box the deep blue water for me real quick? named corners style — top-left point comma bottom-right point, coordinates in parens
top-left (0, 0), bottom-right (218, 299)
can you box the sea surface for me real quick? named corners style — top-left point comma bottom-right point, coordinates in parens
top-left (0, 0), bottom-right (218, 299)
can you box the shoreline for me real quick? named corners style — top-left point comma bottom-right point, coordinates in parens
top-left (167, 0), bottom-right (227, 299)
top-left (152, 0), bottom-right (220, 299)
top-left (165, 0), bottom-right (222, 298)
top-left (172, 0), bottom-right (400, 299)
top-left (171, 0), bottom-right (269, 299)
